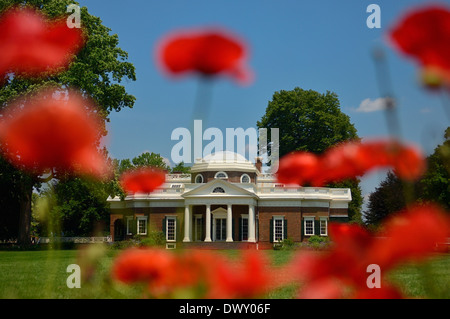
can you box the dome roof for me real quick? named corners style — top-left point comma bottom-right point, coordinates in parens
top-left (191, 151), bottom-right (258, 173)
top-left (201, 151), bottom-right (250, 163)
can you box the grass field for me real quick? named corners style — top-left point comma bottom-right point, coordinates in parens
top-left (0, 248), bottom-right (448, 299)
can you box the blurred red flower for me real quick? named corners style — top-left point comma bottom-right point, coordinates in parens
top-left (207, 250), bottom-right (271, 299)
top-left (0, 7), bottom-right (85, 78)
top-left (156, 28), bottom-right (253, 85)
top-left (0, 88), bottom-right (109, 178)
top-left (288, 203), bottom-right (449, 299)
top-left (276, 139), bottom-right (425, 186)
top-left (389, 5), bottom-right (450, 88)
top-left (119, 167), bottom-right (166, 194)
top-left (111, 248), bottom-right (273, 298)
top-left (112, 248), bottom-right (175, 287)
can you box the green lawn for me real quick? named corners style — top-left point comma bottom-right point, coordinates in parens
top-left (0, 248), bottom-right (448, 299)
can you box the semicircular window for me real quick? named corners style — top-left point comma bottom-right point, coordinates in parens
top-left (212, 187), bottom-right (225, 193)
top-left (214, 171), bottom-right (228, 179)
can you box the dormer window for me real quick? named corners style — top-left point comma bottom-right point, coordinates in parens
top-left (214, 171), bottom-right (228, 179)
top-left (240, 174), bottom-right (250, 183)
top-left (195, 174), bottom-right (204, 183)
top-left (212, 187), bottom-right (225, 193)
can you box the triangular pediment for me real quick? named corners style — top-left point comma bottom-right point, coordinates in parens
top-left (182, 179), bottom-right (257, 198)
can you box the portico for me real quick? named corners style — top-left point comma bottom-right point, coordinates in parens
top-left (182, 179), bottom-right (257, 243)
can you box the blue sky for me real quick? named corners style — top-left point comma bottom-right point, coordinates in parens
top-left (78, 0), bottom-right (449, 203)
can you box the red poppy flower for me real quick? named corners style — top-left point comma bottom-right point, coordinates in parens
top-left (288, 203), bottom-right (449, 299)
top-left (0, 88), bottom-right (109, 178)
top-left (207, 250), bottom-right (271, 299)
top-left (277, 139), bottom-right (425, 186)
top-left (112, 248), bottom-right (175, 285)
top-left (389, 5), bottom-right (450, 87)
top-left (0, 7), bottom-right (85, 78)
top-left (119, 167), bottom-right (166, 194)
top-left (276, 152), bottom-right (320, 185)
top-left (156, 28), bottom-right (253, 85)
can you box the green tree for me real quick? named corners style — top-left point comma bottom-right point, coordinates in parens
top-left (107, 152), bottom-right (170, 200)
top-left (0, 0), bottom-right (136, 244)
top-left (50, 177), bottom-right (110, 236)
top-left (417, 127), bottom-right (450, 210)
top-left (363, 171), bottom-right (407, 226)
top-left (171, 161), bottom-right (191, 174)
top-left (131, 152), bottom-right (170, 170)
top-left (257, 87), bottom-right (362, 222)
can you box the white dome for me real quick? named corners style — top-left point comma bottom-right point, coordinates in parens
top-left (201, 151), bottom-right (250, 163)
top-left (191, 151), bottom-right (258, 173)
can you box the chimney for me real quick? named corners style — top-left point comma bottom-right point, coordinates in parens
top-left (255, 157), bottom-right (262, 172)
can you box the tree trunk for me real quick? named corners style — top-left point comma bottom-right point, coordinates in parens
top-left (17, 180), bottom-right (33, 246)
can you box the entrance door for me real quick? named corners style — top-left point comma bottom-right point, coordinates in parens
top-left (214, 218), bottom-right (226, 241)
top-left (194, 216), bottom-right (203, 241)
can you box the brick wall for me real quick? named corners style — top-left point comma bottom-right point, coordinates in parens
top-left (258, 207), bottom-right (302, 243)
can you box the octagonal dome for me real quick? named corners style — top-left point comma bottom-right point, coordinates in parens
top-left (191, 151), bottom-right (259, 174)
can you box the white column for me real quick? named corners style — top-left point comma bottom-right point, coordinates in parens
top-left (183, 205), bottom-right (191, 242)
top-left (204, 204), bottom-right (212, 242)
top-left (226, 204), bottom-right (233, 242)
top-left (248, 204), bottom-right (256, 242)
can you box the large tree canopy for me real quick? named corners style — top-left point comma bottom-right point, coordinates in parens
top-left (257, 87), bottom-right (362, 222)
top-left (0, 0), bottom-right (136, 243)
top-left (257, 87), bottom-right (358, 157)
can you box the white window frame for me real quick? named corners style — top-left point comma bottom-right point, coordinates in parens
top-left (304, 217), bottom-right (315, 236)
top-left (240, 174), bottom-right (251, 183)
top-left (214, 171), bottom-right (228, 179)
top-left (136, 216), bottom-right (148, 235)
top-left (195, 174), bottom-right (204, 184)
top-left (319, 217), bottom-right (328, 236)
top-left (126, 216), bottom-right (133, 235)
top-left (212, 187), bottom-right (225, 193)
top-left (166, 216), bottom-right (177, 242)
top-left (273, 216), bottom-right (284, 243)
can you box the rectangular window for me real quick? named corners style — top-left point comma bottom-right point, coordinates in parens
top-left (304, 218), bottom-right (314, 236)
top-left (126, 217), bottom-right (133, 235)
top-left (320, 218), bottom-right (328, 236)
top-left (166, 217), bottom-right (176, 242)
top-left (194, 216), bottom-right (203, 242)
top-left (273, 217), bottom-right (284, 242)
top-left (241, 217), bottom-right (248, 241)
top-left (137, 217), bottom-right (147, 235)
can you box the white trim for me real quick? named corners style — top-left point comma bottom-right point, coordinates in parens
top-left (304, 217), bottom-right (315, 236)
top-left (273, 216), bottom-right (284, 243)
top-left (214, 171), bottom-right (228, 179)
top-left (240, 215), bottom-right (249, 241)
top-left (166, 216), bottom-right (177, 242)
top-left (301, 201), bottom-right (330, 208)
top-left (240, 173), bottom-right (251, 183)
top-left (136, 216), bottom-right (148, 235)
top-left (126, 216), bottom-right (133, 235)
top-left (319, 217), bottom-right (328, 236)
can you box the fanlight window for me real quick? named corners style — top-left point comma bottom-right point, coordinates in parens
top-left (241, 174), bottom-right (250, 183)
top-left (212, 187), bottom-right (225, 193)
top-left (195, 174), bottom-right (204, 183)
top-left (214, 171), bottom-right (228, 179)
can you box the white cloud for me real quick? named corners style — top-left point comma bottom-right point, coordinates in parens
top-left (355, 98), bottom-right (387, 113)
